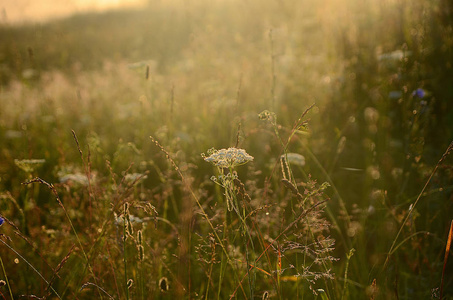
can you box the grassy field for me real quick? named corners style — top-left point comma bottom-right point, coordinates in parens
top-left (0, 0), bottom-right (452, 299)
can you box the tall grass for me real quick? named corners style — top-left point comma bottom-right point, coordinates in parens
top-left (0, 0), bottom-right (452, 298)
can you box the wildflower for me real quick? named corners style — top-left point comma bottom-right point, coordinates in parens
top-left (59, 173), bottom-right (89, 186)
top-left (258, 110), bottom-right (276, 121)
top-left (283, 153), bottom-right (306, 167)
top-left (203, 147), bottom-right (253, 212)
top-left (114, 214), bottom-right (143, 226)
top-left (124, 173), bottom-right (148, 185)
top-left (0, 217), bottom-right (4, 226)
top-left (388, 91), bottom-right (402, 99)
top-left (412, 88), bottom-right (425, 98)
top-left (203, 147), bottom-right (254, 169)
top-left (378, 49), bottom-right (412, 61)
top-left (14, 159), bottom-right (45, 173)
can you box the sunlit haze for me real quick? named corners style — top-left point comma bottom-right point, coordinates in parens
top-left (1, 0), bottom-right (146, 24)
top-left (0, 0), bottom-right (452, 298)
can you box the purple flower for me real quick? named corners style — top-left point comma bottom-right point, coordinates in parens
top-left (412, 88), bottom-right (425, 98)
top-left (0, 217), bottom-right (4, 226)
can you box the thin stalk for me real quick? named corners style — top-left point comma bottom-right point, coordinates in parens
top-left (269, 28), bottom-right (276, 111)
top-left (341, 248), bottom-right (355, 300)
top-left (139, 260), bottom-right (144, 300)
top-left (151, 137), bottom-right (246, 297)
top-left (217, 238), bottom-right (227, 300)
top-left (224, 167), bottom-right (255, 298)
top-left (0, 239), bottom-right (61, 299)
top-left (123, 214), bottom-right (129, 300)
top-left (230, 199), bottom-right (329, 299)
top-left (0, 254), bottom-right (14, 300)
top-left (299, 142), bottom-right (351, 248)
top-left (204, 252), bottom-right (214, 300)
top-left (240, 205), bottom-right (255, 299)
top-left (22, 178), bottom-right (102, 299)
top-left (384, 140), bottom-right (453, 268)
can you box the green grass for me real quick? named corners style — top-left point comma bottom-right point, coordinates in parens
top-left (0, 0), bottom-right (452, 299)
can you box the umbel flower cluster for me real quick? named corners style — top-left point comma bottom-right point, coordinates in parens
top-left (203, 147), bottom-right (254, 212)
top-left (203, 147), bottom-right (254, 169)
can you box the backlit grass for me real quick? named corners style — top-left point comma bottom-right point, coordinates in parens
top-left (0, 0), bottom-right (452, 299)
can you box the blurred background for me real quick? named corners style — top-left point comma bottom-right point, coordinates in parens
top-left (0, 0), bottom-right (452, 298)
top-left (1, 0), bottom-right (146, 24)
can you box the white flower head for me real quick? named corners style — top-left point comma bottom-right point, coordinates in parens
top-left (282, 153), bottom-right (306, 167)
top-left (203, 147), bottom-right (254, 168)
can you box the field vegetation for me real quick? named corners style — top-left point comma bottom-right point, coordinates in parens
top-left (0, 0), bottom-right (452, 299)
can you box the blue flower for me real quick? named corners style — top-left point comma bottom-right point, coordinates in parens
top-left (412, 88), bottom-right (425, 98)
top-left (0, 217), bottom-right (4, 226)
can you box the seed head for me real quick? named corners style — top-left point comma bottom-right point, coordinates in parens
top-left (159, 277), bottom-right (169, 292)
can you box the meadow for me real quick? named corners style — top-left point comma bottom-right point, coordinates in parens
top-left (0, 0), bottom-right (452, 299)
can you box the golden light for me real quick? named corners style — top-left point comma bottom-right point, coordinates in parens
top-left (1, 0), bottom-right (147, 24)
